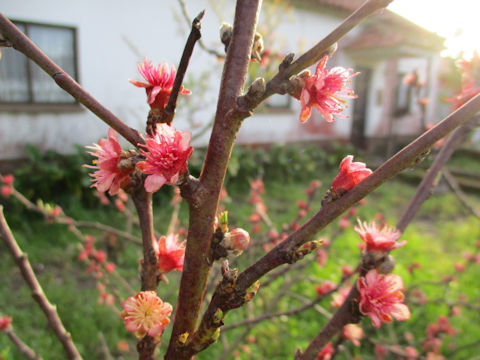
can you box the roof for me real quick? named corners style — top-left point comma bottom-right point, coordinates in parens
top-left (288, 0), bottom-right (444, 52)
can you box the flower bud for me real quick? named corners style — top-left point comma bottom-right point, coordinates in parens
top-left (223, 228), bottom-right (251, 255)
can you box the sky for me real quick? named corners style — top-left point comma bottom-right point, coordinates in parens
top-left (388, 0), bottom-right (480, 59)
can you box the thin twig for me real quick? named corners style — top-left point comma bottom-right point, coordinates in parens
top-left (157, 10), bottom-right (205, 127)
top-left (397, 116), bottom-right (479, 232)
top-left (0, 14), bottom-right (144, 147)
top-left (177, 0), bottom-right (225, 58)
top-left (4, 329), bottom-right (42, 360)
top-left (9, 188), bottom-right (142, 244)
top-left (0, 206), bottom-right (83, 360)
top-left (443, 168), bottom-right (480, 218)
top-left (98, 332), bottom-right (114, 360)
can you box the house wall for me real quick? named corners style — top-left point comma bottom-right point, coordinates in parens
top-left (1, 0), bottom-right (441, 160)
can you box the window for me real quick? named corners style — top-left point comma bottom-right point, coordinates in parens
top-left (0, 20), bottom-right (78, 106)
top-left (394, 73), bottom-right (412, 116)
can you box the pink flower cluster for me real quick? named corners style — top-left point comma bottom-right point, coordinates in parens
top-left (121, 291), bottom-right (172, 338)
top-left (330, 155), bottom-right (371, 196)
top-left (137, 123), bottom-right (193, 193)
top-left (77, 235), bottom-right (116, 279)
top-left (298, 55), bottom-right (357, 123)
top-left (1, 174), bottom-right (14, 197)
top-left (129, 59), bottom-right (191, 109)
top-left (357, 270), bottom-right (410, 328)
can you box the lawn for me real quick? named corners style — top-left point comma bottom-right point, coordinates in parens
top-left (1, 150), bottom-right (479, 359)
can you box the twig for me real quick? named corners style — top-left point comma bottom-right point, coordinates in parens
top-left (0, 206), bottom-right (83, 360)
top-left (157, 10), bottom-right (205, 127)
top-left (0, 14), bottom-right (144, 147)
top-left (443, 168), bottom-right (480, 218)
top-left (3, 328), bottom-right (42, 360)
top-left (98, 332), bottom-right (114, 360)
top-left (397, 116), bottom-right (479, 232)
top-left (298, 287), bottom-right (361, 360)
top-left (177, 0), bottom-right (225, 58)
top-left (9, 188), bottom-right (142, 244)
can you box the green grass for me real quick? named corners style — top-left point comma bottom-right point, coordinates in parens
top-left (1, 170), bottom-right (480, 359)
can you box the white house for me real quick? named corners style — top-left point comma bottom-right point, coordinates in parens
top-left (0, 0), bottom-right (444, 161)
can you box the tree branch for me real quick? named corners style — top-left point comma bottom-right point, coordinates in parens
top-left (396, 115), bottom-right (479, 232)
top-left (0, 206), bottom-right (83, 360)
top-left (165, 1), bottom-right (262, 359)
top-left (0, 14), bottom-right (144, 147)
top-left (130, 189), bottom-right (159, 359)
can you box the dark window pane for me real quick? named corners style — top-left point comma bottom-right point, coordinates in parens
top-left (0, 24), bottom-right (29, 102)
top-left (29, 24), bottom-right (76, 103)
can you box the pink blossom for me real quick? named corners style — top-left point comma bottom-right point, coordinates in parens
top-left (136, 124), bottom-right (193, 193)
top-left (331, 156), bottom-right (372, 196)
top-left (354, 219), bottom-right (406, 253)
top-left (84, 128), bottom-right (132, 195)
top-left (0, 316), bottom-right (12, 331)
top-left (298, 55), bottom-right (357, 123)
top-left (121, 291), bottom-right (172, 338)
top-left (95, 250), bottom-right (107, 264)
top-left (129, 59), bottom-right (191, 109)
top-left (405, 346), bottom-right (419, 359)
top-left (315, 280), bottom-right (336, 297)
top-left (317, 342), bottom-right (334, 360)
top-left (357, 270), bottom-right (410, 328)
top-left (341, 265), bottom-right (354, 277)
top-left (105, 263), bottom-right (116, 273)
top-left (155, 234), bottom-right (185, 273)
top-left (1, 186), bottom-right (12, 197)
top-left (117, 340), bottom-right (129, 352)
top-left (331, 286), bottom-right (351, 308)
top-left (1, 174), bottom-right (14, 185)
top-left (342, 324), bottom-right (364, 347)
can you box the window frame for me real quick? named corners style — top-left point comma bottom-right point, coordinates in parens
top-left (0, 19), bottom-right (80, 111)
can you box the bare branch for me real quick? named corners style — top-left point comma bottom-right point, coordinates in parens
top-left (4, 328), bottom-right (42, 360)
top-left (0, 206), bottom-right (83, 360)
top-left (153, 10), bottom-right (205, 129)
top-left (0, 14), bottom-right (144, 147)
top-left (443, 168), bottom-right (480, 218)
top-left (397, 115), bottom-right (479, 232)
top-left (165, 2), bottom-right (262, 359)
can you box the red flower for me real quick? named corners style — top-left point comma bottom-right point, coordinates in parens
top-left (121, 291), bottom-right (172, 338)
top-left (299, 56), bottom-right (357, 123)
top-left (354, 220), bottom-right (406, 253)
top-left (317, 342), bottom-right (334, 360)
top-left (129, 59), bottom-right (191, 109)
top-left (315, 280), bottom-right (336, 297)
top-left (1, 186), bottom-right (12, 197)
top-left (0, 316), bottom-right (12, 331)
top-left (357, 270), bottom-right (410, 328)
top-left (331, 156), bottom-right (372, 196)
top-left (0, 174), bottom-right (14, 185)
top-left (136, 124), bottom-right (193, 193)
top-left (155, 234), bottom-right (185, 273)
top-left (342, 324), bottom-right (364, 347)
top-left (84, 129), bottom-right (132, 195)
